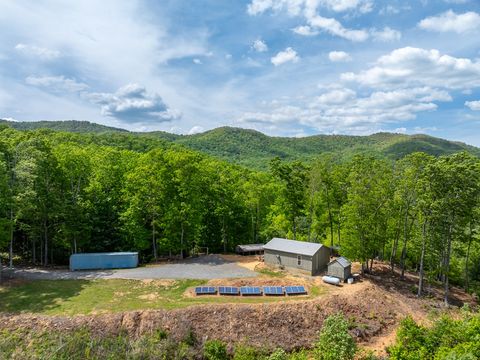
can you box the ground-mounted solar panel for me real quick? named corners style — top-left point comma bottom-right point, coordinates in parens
top-left (218, 286), bottom-right (240, 295)
top-left (195, 286), bottom-right (217, 295)
top-left (240, 286), bottom-right (262, 296)
top-left (285, 286), bottom-right (307, 295)
top-left (263, 286), bottom-right (284, 296)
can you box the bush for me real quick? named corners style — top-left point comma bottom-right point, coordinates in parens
top-left (233, 344), bottom-right (263, 360)
top-left (268, 348), bottom-right (287, 360)
top-left (204, 339), bottom-right (228, 360)
top-left (315, 313), bottom-right (357, 360)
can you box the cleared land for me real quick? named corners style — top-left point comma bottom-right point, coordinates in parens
top-left (7, 254), bottom-right (258, 280)
top-left (0, 259), bottom-right (477, 357)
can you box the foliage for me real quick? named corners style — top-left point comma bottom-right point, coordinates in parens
top-left (315, 313), bottom-right (357, 360)
top-left (388, 312), bottom-right (480, 360)
top-left (203, 339), bottom-right (228, 360)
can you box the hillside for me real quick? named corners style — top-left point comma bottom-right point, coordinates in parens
top-left (2, 120), bottom-right (479, 169)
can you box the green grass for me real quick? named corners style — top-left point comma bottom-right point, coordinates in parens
top-left (256, 267), bottom-right (286, 277)
top-left (0, 279), bottom-right (326, 316)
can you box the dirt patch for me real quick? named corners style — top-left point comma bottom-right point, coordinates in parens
top-left (219, 254), bottom-right (261, 271)
top-left (138, 293), bottom-right (160, 301)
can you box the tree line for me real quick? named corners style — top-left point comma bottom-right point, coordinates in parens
top-left (0, 126), bottom-right (479, 303)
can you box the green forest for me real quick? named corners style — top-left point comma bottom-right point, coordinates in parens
top-left (0, 123), bottom-right (480, 304)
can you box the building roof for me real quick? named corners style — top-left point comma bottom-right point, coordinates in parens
top-left (236, 244), bottom-right (265, 252)
top-left (263, 238), bottom-right (325, 256)
top-left (328, 256), bottom-right (351, 268)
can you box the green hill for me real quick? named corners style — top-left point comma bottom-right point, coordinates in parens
top-left (1, 120), bottom-right (479, 169)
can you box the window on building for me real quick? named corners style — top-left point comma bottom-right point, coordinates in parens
top-left (297, 255), bottom-right (302, 266)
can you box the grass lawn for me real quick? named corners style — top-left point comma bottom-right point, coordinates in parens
top-left (0, 279), bottom-right (326, 316)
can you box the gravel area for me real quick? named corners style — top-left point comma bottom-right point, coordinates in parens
top-left (4, 255), bottom-right (258, 280)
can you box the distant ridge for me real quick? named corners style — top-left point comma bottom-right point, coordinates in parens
top-left (0, 119), bottom-right (127, 133)
top-left (1, 120), bottom-right (479, 169)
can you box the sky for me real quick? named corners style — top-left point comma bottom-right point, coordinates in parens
top-left (1, 1), bottom-right (480, 145)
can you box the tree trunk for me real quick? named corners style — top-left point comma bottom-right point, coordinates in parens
top-left (390, 220), bottom-right (401, 273)
top-left (152, 219), bottom-right (158, 262)
top-left (464, 222), bottom-right (473, 293)
top-left (444, 225), bottom-right (453, 306)
top-left (9, 208), bottom-right (14, 268)
top-left (180, 222), bottom-right (185, 259)
top-left (417, 219), bottom-right (427, 297)
top-left (400, 208), bottom-right (409, 279)
top-left (44, 220), bottom-right (49, 266)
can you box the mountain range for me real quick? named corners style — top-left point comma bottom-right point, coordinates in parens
top-left (1, 119), bottom-right (479, 169)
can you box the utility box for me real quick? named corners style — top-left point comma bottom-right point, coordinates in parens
top-left (70, 252), bottom-right (139, 271)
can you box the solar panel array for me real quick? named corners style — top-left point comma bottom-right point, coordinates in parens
top-left (195, 286), bottom-right (217, 295)
top-left (218, 286), bottom-right (240, 295)
top-left (285, 286), bottom-right (307, 295)
top-left (263, 286), bottom-right (284, 296)
top-left (240, 286), bottom-right (262, 295)
top-left (194, 285), bottom-right (307, 296)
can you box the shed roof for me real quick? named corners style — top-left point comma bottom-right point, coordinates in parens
top-left (328, 256), bottom-right (351, 268)
top-left (236, 244), bottom-right (265, 252)
top-left (263, 238), bottom-right (325, 256)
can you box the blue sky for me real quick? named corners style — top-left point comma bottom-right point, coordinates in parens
top-left (1, 1), bottom-right (480, 145)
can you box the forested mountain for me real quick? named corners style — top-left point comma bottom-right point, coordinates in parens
top-left (2, 120), bottom-right (478, 169)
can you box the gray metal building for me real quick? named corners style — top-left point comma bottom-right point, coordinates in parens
top-left (263, 238), bottom-right (330, 275)
top-left (327, 257), bottom-right (352, 280)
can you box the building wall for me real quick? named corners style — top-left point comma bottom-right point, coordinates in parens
top-left (327, 262), bottom-right (352, 280)
top-left (313, 247), bottom-right (331, 275)
top-left (264, 249), bottom-right (313, 274)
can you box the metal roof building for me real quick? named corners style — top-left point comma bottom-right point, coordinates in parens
top-left (327, 256), bottom-right (352, 280)
top-left (263, 238), bottom-right (330, 275)
top-left (235, 244), bottom-right (264, 255)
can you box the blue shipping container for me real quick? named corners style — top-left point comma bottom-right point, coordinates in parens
top-left (70, 252), bottom-right (139, 271)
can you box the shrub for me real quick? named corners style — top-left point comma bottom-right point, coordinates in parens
top-left (314, 313), bottom-right (357, 360)
top-left (204, 339), bottom-right (228, 360)
top-left (233, 344), bottom-right (262, 360)
top-left (268, 348), bottom-right (287, 360)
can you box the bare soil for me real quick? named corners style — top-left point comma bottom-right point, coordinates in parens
top-left (0, 261), bottom-right (476, 356)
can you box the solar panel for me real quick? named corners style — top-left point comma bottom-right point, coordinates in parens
top-left (240, 286), bottom-right (262, 296)
top-left (263, 286), bottom-right (284, 296)
top-left (195, 286), bottom-right (217, 295)
top-left (218, 286), bottom-right (240, 295)
top-left (285, 286), bottom-right (307, 295)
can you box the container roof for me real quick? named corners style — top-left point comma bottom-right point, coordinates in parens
top-left (263, 238), bottom-right (325, 256)
top-left (329, 256), bottom-right (351, 268)
top-left (70, 252), bottom-right (138, 257)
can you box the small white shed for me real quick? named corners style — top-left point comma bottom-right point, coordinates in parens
top-left (327, 257), bottom-right (352, 280)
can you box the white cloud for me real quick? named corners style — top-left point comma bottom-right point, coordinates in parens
top-left (418, 10), bottom-right (480, 33)
top-left (238, 87), bottom-right (451, 134)
top-left (247, 0), bottom-right (369, 41)
top-left (86, 83), bottom-right (180, 123)
top-left (328, 51), bottom-right (352, 62)
top-left (252, 39), bottom-right (268, 52)
top-left (14, 43), bottom-right (60, 60)
top-left (271, 47), bottom-right (299, 66)
top-left (188, 125), bottom-right (204, 134)
top-left (370, 27), bottom-right (401, 42)
top-left (341, 47), bottom-right (480, 90)
top-left (193, 58), bottom-right (202, 64)
top-left (308, 15), bottom-right (369, 41)
top-left (292, 25), bottom-right (319, 36)
top-left (25, 75), bottom-right (89, 93)
top-left (247, 0), bottom-right (373, 15)
top-left (465, 100), bottom-right (480, 110)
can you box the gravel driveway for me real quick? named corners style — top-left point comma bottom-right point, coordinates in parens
top-left (5, 255), bottom-right (258, 280)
